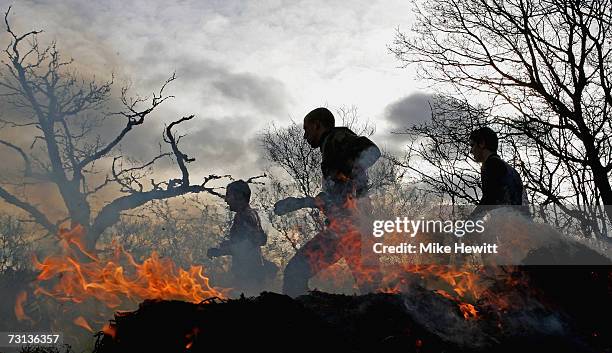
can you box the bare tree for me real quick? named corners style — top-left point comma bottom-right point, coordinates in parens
top-left (392, 94), bottom-right (592, 234)
top-left (390, 0), bottom-right (612, 238)
top-left (0, 8), bottom-right (225, 250)
top-left (0, 215), bottom-right (30, 272)
top-left (391, 95), bottom-right (488, 206)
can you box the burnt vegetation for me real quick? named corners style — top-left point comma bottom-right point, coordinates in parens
top-left (91, 266), bottom-right (611, 353)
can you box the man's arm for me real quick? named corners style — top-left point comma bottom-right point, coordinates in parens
top-left (274, 196), bottom-right (317, 215)
top-left (348, 136), bottom-right (381, 198)
top-left (207, 240), bottom-right (232, 258)
top-left (352, 136), bottom-right (381, 171)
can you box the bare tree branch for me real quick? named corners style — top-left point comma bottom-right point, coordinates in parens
top-left (0, 12), bottom-right (232, 250)
top-left (390, 0), bottom-right (612, 238)
top-left (0, 184), bottom-right (56, 233)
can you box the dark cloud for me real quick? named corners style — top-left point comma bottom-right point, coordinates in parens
top-left (375, 92), bottom-right (435, 155)
top-left (183, 117), bottom-right (251, 166)
top-left (212, 73), bottom-right (289, 116)
top-left (178, 115), bottom-right (263, 178)
top-left (176, 61), bottom-right (291, 117)
top-left (134, 47), bottom-right (291, 118)
top-left (63, 42), bottom-right (293, 179)
top-left (384, 92), bottom-right (434, 133)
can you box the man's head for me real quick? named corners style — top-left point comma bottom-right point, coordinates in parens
top-left (303, 107), bottom-right (335, 148)
top-left (469, 127), bottom-right (498, 163)
top-left (225, 180), bottom-right (251, 211)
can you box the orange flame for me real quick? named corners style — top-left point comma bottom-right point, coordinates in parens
top-left (102, 323), bottom-right (117, 339)
top-left (185, 327), bottom-right (200, 349)
top-left (74, 316), bottom-right (94, 332)
top-left (435, 289), bottom-right (478, 319)
top-left (458, 303), bottom-right (478, 320)
top-left (30, 225), bottom-right (226, 310)
top-left (308, 182), bottom-right (497, 320)
top-left (14, 290), bottom-right (32, 322)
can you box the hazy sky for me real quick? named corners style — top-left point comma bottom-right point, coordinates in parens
top-left (2, 0), bottom-right (434, 181)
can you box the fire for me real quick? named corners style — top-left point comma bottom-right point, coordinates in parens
top-left (185, 327), bottom-right (200, 349)
top-left (21, 225), bottom-right (226, 320)
top-left (377, 264), bottom-right (486, 321)
top-left (38, 225), bottom-right (225, 307)
top-left (74, 316), bottom-right (94, 332)
top-left (434, 289), bottom-right (479, 319)
top-left (14, 290), bottom-right (32, 322)
top-left (102, 323), bottom-right (117, 339)
top-left (458, 303), bottom-right (478, 320)
top-left (307, 184), bottom-right (495, 320)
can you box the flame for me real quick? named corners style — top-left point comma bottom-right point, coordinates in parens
top-left (15, 290), bottom-right (32, 322)
top-left (74, 316), bottom-right (94, 332)
top-left (342, 193), bottom-right (359, 210)
top-left (102, 323), bottom-right (116, 339)
top-left (458, 303), bottom-right (478, 320)
top-left (434, 289), bottom-right (478, 319)
top-left (307, 183), bottom-right (497, 320)
top-left (21, 224), bottom-right (226, 330)
top-left (185, 327), bottom-right (200, 349)
top-left (304, 211), bottom-right (382, 293)
top-left (325, 196), bottom-right (486, 319)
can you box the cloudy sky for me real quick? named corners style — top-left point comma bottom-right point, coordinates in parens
top-left (3, 0), bottom-right (434, 181)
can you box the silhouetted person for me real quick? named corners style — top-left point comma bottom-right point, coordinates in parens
top-left (275, 107), bottom-right (382, 297)
top-left (208, 180), bottom-right (277, 295)
top-left (469, 127), bottom-right (529, 219)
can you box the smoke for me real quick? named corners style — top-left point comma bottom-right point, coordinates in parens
top-left (479, 208), bottom-right (612, 265)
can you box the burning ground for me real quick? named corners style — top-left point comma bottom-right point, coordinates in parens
top-left (93, 264), bottom-right (611, 353)
top-left (3, 222), bottom-right (612, 353)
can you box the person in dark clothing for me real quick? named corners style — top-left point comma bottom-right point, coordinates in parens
top-left (276, 107), bottom-right (382, 297)
top-left (469, 127), bottom-right (529, 219)
top-left (208, 180), bottom-right (277, 295)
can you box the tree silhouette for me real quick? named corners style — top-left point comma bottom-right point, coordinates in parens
top-left (391, 0), bottom-right (612, 238)
top-left (0, 7), bottom-right (226, 250)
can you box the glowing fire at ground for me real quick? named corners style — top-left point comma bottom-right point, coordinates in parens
top-left (314, 255), bottom-right (523, 322)
top-left (18, 222), bottom-right (518, 336)
top-left (382, 264), bottom-right (484, 320)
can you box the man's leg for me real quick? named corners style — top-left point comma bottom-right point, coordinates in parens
top-left (283, 229), bottom-right (342, 297)
top-left (342, 198), bottom-right (382, 294)
top-left (339, 227), bottom-right (382, 294)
